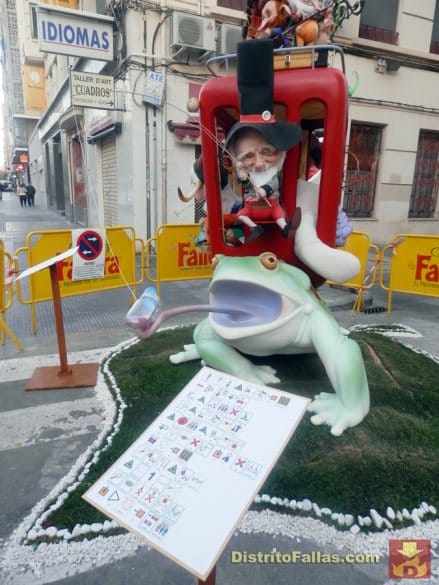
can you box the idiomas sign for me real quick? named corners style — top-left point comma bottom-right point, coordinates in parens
top-left (37, 4), bottom-right (114, 61)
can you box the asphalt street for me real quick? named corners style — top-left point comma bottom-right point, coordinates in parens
top-left (0, 192), bottom-right (438, 584)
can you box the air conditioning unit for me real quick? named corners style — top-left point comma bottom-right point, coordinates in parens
top-left (220, 23), bottom-right (242, 55)
top-left (171, 12), bottom-right (216, 54)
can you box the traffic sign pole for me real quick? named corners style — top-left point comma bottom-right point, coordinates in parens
top-left (26, 263), bottom-right (99, 391)
top-left (50, 262), bottom-right (70, 376)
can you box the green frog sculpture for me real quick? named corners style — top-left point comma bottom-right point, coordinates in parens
top-left (126, 253), bottom-right (369, 437)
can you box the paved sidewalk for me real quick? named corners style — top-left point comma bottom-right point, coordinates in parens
top-left (0, 191), bottom-right (80, 254)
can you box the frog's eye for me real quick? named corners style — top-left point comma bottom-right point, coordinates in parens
top-left (260, 253), bottom-right (278, 270)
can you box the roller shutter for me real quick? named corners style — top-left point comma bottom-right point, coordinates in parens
top-left (101, 136), bottom-right (118, 225)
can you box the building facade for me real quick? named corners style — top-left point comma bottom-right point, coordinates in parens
top-left (2, 0), bottom-right (438, 245)
top-left (338, 0), bottom-right (439, 243)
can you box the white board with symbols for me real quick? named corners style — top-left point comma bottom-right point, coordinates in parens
top-left (84, 366), bottom-right (309, 580)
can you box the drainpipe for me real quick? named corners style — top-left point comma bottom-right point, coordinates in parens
top-left (150, 13), bottom-right (170, 232)
top-left (143, 16), bottom-right (152, 240)
top-left (160, 15), bottom-right (168, 225)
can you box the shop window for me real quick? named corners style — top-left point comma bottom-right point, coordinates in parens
top-left (96, 0), bottom-right (107, 15)
top-left (359, 0), bottom-right (399, 45)
top-left (343, 123), bottom-right (383, 218)
top-left (409, 131), bottom-right (439, 218)
top-left (431, 0), bottom-right (439, 54)
top-left (217, 0), bottom-right (246, 10)
top-left (30, 4), bottom-right (38, 39)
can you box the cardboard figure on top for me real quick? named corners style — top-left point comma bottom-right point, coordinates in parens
top-left (254, 0), bottom-right (293, 47)
top-left (245, 0), bottom-right (334, 47)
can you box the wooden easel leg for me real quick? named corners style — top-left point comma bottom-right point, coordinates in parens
top-left (198, 565), bottom-right (216, 585)
top-left (49, 263), bottom-right (71, 375)
top-left (25, 264), bottom-right (98, 391)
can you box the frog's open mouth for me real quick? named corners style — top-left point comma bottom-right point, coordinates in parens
top-left (210, 280), bottom-right (288, 327)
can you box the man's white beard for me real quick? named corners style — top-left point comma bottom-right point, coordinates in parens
top-left (247, 152), bottom-right (286, 190)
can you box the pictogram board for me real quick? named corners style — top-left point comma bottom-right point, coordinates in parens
top-left (83, 366), bottom-right (309, 580)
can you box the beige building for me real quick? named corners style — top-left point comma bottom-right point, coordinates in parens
top-left (2, 0), bottom-right (438, 245)
top-left (335, 0), bottom-right (439, 243)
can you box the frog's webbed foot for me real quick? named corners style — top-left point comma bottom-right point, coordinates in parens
top-left (252, 365), bottom-right (280, 385)
top-left (308, 392), bottom-right (367, 437)
top-left (169, 344), bottom-right (201, 364)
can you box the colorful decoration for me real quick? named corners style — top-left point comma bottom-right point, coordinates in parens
top-left (254, 0), bottom-right (294, 47)
top-left (244, 0), bottom-right (364, 46)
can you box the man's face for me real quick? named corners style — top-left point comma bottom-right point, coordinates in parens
top-left (233, 129), bottom-right (286, 188)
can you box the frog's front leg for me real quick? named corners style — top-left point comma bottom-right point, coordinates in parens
top-left (308, 309), bottom-right (370, 436)
top-left (193, 319), bottom-right (280, 385)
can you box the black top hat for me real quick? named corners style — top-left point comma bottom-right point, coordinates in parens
top-left (225, 39), bottom-right (302, 153)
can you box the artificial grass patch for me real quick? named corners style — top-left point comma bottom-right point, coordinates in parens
top-left (46, 327), bottom-right (439, 533)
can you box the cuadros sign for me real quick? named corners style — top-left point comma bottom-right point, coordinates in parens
top-left (37, 4), bottom-right (114, 61)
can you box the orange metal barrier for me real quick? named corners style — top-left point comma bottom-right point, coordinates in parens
top-left (379, 233), bottom-right (439, 313)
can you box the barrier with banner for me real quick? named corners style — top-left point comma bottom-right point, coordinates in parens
top-left (146, 224), bottom-right (213, 292)
top-left (0, 239), bottom-right (23, 349)
top-left (16, 226), bottom-right (143, 303)
top-left (380, 234), bottom-right (439, 312)
top-left (15, 226), bottom-right (143, 334)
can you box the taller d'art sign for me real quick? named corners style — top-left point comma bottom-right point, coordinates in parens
top-left (37, 3), bottom-right (114, 61)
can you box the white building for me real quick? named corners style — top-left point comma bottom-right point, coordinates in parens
top-left (6, 0), bottom-right (438, 245)
top-left (336, 0), bottom-right (439, 243)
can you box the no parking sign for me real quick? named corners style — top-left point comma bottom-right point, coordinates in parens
top-left (72, 228), bottom-right (106, 280)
